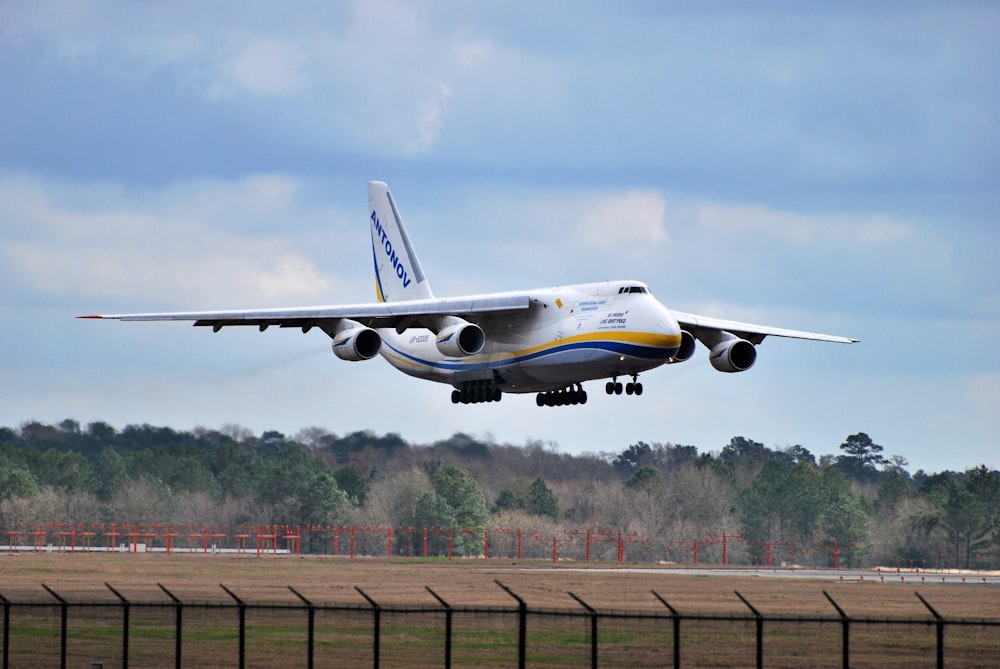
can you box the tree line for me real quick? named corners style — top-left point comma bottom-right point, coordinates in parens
top-left (1, 420), bottom-right (997, 568)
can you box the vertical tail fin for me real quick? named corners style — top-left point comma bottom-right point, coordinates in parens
top-left (367, 181), bottom-right (434, 302)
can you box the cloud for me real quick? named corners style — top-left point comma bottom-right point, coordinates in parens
top-left (578, 191), bottom-right (668, 246)
top-left (406, 82), bottom-right (452, 155)
top-left (150, 174), bottom-right (304, 228)
top-left (0, 173), bottom-right (337, 308)
top-left (525, 189), bottom-right (669, 251)
top-left (425, 187), bottom-right (670, 289)
top-left (967, 373), bottom-right (1000, 430)
top-left (696, 202), bottom-right (911, 245)
top-left (452, 37), bottom-right (494, 69)
top-left (207, 35), bottom-right (308, 98)
top-left (7, 241), bottom-right (329, 307)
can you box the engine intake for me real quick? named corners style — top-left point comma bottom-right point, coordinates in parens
top-left (670, 330), bottom-right (697, 363)
top-left (331, 327), bottom-right (381, 361)
top-left (709, 337), bottom-right (756, 373)
top-left (435, 321), bottom-right (485, 357)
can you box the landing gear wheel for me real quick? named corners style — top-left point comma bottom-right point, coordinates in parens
top-left (606, 381), bottom-right (615, 395)
top-left (615, 382), bottom-right (623, 395)
top-left (634, 383), bottom-right (643, 396)
top-left (537, 384), bottom-right (588, 407)
top-left (454, 380), bottom-right (502, 405)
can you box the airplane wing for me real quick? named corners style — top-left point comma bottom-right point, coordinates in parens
top-left (79, 294), bottom-right (530, 333)
top-left (669, 309), bottom-right (858, 345)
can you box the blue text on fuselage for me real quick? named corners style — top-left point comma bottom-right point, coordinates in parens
top-left (371, 210), bottom-right (412, 288)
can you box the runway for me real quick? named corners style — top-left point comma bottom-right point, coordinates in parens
top-left (529, 566), bottom-right (998, 585)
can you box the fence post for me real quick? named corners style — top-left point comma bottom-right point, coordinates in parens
top-left (822, 590), bottom-right (850, 669)
top-left (496, 581), bottom-right (527, 669)
top-left (106, 583), bottom-right (130, 669)
top-left (158, 583), bottom-right (182, 669)
top-left (41, 585), bottom-right (67, 669)
top-left (735, 591), bottom-right (763, 669)
top-left (289, 587), bottom-right (315, 669)
top-left (1, 592), bottom-right (9, 669)
top-left (426, 588), bottom-right (453, 669)
top-left (355, 587), bottom-right (381, 669)
top-left (220, 585), bottom-right (245, 669)
top-left (569, 593), bottom-right (598, 669)
top-left (915, 592), bottom-right (945, 669)
top-left (651, 591), bottom-right (681, 669)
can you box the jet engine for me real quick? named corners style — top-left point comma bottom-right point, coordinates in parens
top-left (435, 320), bottom-right (486, 357)
top-left (331, 326), bottom-right (382, 361)
top-left (709, 337), bottom-right (756, 372)
top-left (670, 330), bottom-right (697, 363)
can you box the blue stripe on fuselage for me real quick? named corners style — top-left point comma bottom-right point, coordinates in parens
top-left (382, 336), bottom-right (678, 372)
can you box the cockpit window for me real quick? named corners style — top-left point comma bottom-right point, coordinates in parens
top-left (618, 286), bottom-right (648, 294)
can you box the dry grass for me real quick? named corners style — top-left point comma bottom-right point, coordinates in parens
top-left (2, 553), bottom-right (998, 668)
top-left (3, 552), bottom-right (997, 616)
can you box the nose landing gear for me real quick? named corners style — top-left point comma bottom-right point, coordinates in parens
top-left (606, 376), bottom-right (643, 396)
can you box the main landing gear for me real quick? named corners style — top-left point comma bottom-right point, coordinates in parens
top-left (452, 380), bottom-right (502, 404)
top-left (536, 383), bottom-right (588, 407)
top-left (605, 376), bottom-right (643, 396)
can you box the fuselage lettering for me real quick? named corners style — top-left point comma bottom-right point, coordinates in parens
top-left (371, 210), bottom-right (412, 288)
top-left (600, 311), bottom-right (628, 326)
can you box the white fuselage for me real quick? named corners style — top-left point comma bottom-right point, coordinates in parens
top-left (376, 281), bottom-right (682, 393)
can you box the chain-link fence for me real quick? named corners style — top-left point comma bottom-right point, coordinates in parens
top-left (2, 583), bottom-right (997, 668)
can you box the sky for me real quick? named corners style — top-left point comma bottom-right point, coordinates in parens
top-left (1, 1), bottom-right (997, 474)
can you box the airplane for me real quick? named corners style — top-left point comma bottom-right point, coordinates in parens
top-left (81, 181), bottom-right (858, 407)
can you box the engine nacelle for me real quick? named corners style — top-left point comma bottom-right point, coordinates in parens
top-left (435, 321), bottom-right (486, 357)
top-left (709, 337), bottom-right (756, 373)
top-left (331, 327), bottom-right (381, 361)
top-left (670, 330), bottom-right (697, 363)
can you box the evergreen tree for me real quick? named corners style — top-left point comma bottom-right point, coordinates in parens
top-left (0, 462), bottom-right (41, 499)
top-left (527, 478), bottom-right (560, 521)
top-left (625, 466), bottom-right (661, 490)
top-left (834, 432), bottom-right (888, 483)
top-left (333, 466), bottom-right (369, 507)
top-left (433, 465), bottom-right (486, 526)
top-left (494, 488), bottom-right (525, 513)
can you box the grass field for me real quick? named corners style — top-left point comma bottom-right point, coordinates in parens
top-left (1, 553), bottom-right (998, 667)
top-left (3, 552), bottom-right (998, 613)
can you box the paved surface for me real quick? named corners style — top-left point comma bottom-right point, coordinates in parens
top-left (532, 566), bottom-right (998, 585)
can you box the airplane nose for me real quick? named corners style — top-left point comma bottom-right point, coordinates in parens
top-left (658, 305), bottom-right (682, 337)
top-left (656, 306), bottom-right (684, 355)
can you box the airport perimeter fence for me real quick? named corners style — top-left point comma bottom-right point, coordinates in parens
top-left (1, 582), bottom-right (998, 669)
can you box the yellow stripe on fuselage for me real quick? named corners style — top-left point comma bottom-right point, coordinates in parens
top-left (464, 330), bottom-right (682, 365)
top-left (381, 329), bottom-right (682, 376)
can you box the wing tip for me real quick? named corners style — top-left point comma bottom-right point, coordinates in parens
top-left (77, 315), bottom-right (104, 319)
